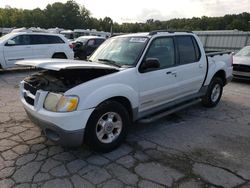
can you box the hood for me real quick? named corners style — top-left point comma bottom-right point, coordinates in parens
top-left (15, 59), bottom-right (119, 71)
top-left (233, 56), bottom-right (250, 66)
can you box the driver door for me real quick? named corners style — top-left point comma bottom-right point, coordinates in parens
top-left (138, 37), bottom-right (181, 113)
top-left (3, 34), bottom-right (33, 67)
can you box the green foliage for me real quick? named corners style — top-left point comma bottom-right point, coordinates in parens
top-left (0, 1), bottom-right (249, 32)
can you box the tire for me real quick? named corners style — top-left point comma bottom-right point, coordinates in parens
top-left (85, 101), bottom-right (130, 152)
top-left (202, 77), bottom-right (223, 108)
top-left (52, 53), bottom-right (67, 59)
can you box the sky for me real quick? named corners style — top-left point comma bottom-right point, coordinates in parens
top-left (0, 0), bottom-right (250, 23)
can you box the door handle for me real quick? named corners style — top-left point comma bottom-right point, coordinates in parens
top-left (166, 71), bottom-right (177, 77)
top-left (199, 64), bottom-right (203, 68)
top-left (171, 71), bottom-right (177, 77)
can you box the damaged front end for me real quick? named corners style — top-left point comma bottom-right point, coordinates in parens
top-left (24, 68), bottom-right (118, 93)
top-left (21, 68), bottom-right (118, 108)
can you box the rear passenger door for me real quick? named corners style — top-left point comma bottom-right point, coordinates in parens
top-left (3, 34), bottom-right (33, 67)
top-left (30, 35), bottom-right (50, 58)
top-left (175, 35), bottom-right (206, 97)
top-left (30, 35), bottom-right (65, 58)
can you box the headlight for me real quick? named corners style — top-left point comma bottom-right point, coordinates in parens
top-left (44, 92), bottom-right (79, 112)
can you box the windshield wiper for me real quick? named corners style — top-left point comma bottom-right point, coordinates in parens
top-left (98, 59), bottom-right (121, 68)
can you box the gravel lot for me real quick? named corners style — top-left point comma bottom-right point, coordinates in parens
top-left (0, 69), bottom-right (250, 188)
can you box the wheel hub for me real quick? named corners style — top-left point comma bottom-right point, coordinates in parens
top-left (96, 112), bottom-right (123, 144)
top-left (104, 122), bottom-right (114, 133)
top-left (211, 83), bottom-right (221, 102)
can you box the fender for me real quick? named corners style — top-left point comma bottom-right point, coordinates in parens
top-left (73, 84), bottom-right (138, 111)
top-left (204, 58), bottom-right (227, 86)
top-left (86, 84), bottom-right (138, 109)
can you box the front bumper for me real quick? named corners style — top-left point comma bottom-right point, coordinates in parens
top-left (233, 70), bottom-right (250, 80)
top-left (25, 109), bottom-right (84, 147)
top-left (20, 81), bottom-right (95, 147)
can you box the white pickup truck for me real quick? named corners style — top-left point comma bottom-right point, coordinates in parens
top-left (17, 31), bottom-right (233, 152)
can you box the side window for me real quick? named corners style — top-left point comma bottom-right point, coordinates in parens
top-left (30, 35), bottom-right (49, 45)
top-left (47, 36), bottom-right (65, 44)
top-left (11, 35), bottom-right (31, 45)
top-left (95, 39), bottom-right (105, 45)
top-left (87, 39), bottom-right (95, 46)
top-left (192, 37), bottom-right (201, 60)
top-left (145, 37), bottom-right (175, 69)
top-left (31, 35), bottom-right (64, 45)
top-left (176, 36), bottom-right (200, 64)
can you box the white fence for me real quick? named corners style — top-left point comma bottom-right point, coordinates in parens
top-left (194, 30), bottom-right (250, 52)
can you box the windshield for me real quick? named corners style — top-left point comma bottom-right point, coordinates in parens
top-left (89, 36), bottom-right (148, 66)
top-left (0, 33), bottom-right (14, 42)
top-left (235, 46), bottom-right (250, 57)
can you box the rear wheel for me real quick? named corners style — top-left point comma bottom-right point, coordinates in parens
top-left (202, 77), bottom-right (223, 107)
top-left (85, 101), bottom-right (130, 152)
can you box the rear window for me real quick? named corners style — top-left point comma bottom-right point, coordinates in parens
top-left (30, 35), bottom-right (65, 45)
top-left (47, 36), bottom-right (65, 44)
top-left (176, 36), bottom-right (200, 64)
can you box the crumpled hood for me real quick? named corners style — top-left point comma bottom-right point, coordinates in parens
top-left (233, 56), bottom-right (250, 66)
top-left (15, 59), bottom-right (119, 71)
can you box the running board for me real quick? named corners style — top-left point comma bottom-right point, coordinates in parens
top-left (138, 99), bottom-right (201, 123)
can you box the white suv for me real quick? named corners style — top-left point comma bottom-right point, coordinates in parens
top-left (0, 32), bottom-right (74, 69)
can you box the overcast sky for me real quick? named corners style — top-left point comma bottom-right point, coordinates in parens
top-left (0, 0), bottom-right (249, 23)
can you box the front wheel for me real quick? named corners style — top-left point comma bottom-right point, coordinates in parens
top-left (202, 77), bottom-right (223, 108)
top-left (84, 101), bottom-right (130, 152)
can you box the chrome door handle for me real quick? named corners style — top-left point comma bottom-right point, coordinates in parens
top-left (166, 71), bottom-right (177, 77)
top-left (171, 71), bottom-right (177, 77)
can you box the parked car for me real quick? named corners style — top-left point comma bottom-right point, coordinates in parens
top-left (17, 31), bottom-right (233, 152)
top-left (0, 32), bottom-right (74, 69)
top-left (233, 46), bottom-right (250, 80)
top-left (73, 36), bottom-right (105, 60)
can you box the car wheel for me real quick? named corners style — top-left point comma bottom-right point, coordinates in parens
top-left (202, 77), bottom-right (223, 108)
top-left (85, 101), bottom-right (130, 152)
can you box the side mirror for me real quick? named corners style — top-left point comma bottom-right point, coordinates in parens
top-left (140, 58), bottom-right (160, 72)
top-left (6, 40), bottom-right (15, 46)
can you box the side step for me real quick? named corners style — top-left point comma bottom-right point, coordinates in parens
top-left (138, 99), bottom-right (201, 123)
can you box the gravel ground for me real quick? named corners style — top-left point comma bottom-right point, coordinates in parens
top-left (0, 69), bottom-right (250, 188)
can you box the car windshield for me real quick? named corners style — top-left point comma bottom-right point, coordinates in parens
top-left (235, 46), bottom-right (250, 57)
top-left (89, 36), bottom-right (149, 67)
top-left (0, 33), bottom-right (14, 42)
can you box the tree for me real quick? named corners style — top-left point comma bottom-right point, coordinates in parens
top-left (100, 17), bottom-right (113, 32)
top-left (0, 2), bottom-right (249, 32)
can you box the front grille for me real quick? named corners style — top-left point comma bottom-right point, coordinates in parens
top-left (233, 64), bottom-right (250, 72)
top-left (24, 82), bottom-right (37, 95)
top-left (24, 96), bottom-right (34, 106)
top-left (23, 82), bottom-right (37, 106)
